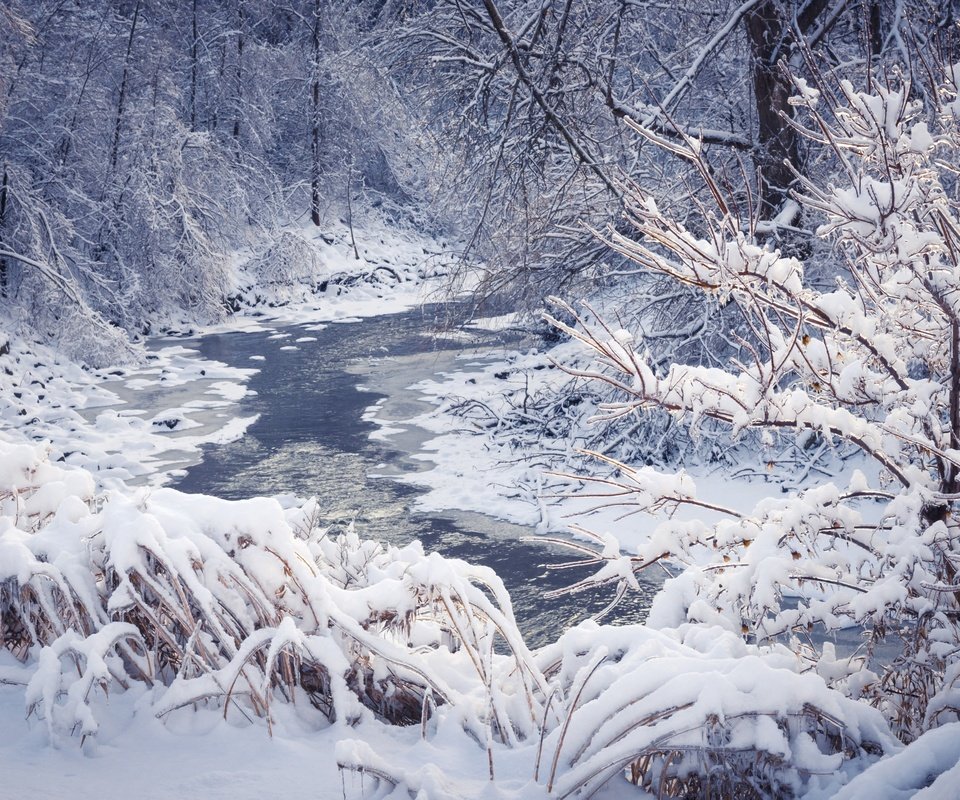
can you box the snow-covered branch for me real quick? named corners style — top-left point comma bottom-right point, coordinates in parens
top-left (549, 64), bottom-right (960, 744)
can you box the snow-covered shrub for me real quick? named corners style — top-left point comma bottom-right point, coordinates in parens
top-left (1, 425), bottom-right (904, 797)
top-left (2, 434), bottom-right (892, 797)
top-left (334, 618), bottom-right (895, 799)
top-left (536, 623), bottom-right (894, 799)
top-left (0, 435), bottom-right (545, 744)
top-left (828, 721), bottom-right (960, 799)
top-left (24, 624), bottom-right (147, 743)
top-left (546, 65), bottom-right (960, 743)
top-left (248, 231), bottom-right (319, 287)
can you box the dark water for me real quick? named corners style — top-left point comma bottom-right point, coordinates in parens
top-left (171, 305), bottom-right (657, 647)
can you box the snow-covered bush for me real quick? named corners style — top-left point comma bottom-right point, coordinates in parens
top-left (248, 231), bottom-right (320, 288)
top-left (535, 623), bottom-right (894, 799)
top-left (547, 65), bottom-right (960, 744)
top-left (1, 432), bottom-right (893, 797)
top-left (0, 435), bottom-right (545, 745)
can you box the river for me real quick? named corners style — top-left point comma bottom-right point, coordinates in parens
top-left (164, 305), bottom-right (657, 647)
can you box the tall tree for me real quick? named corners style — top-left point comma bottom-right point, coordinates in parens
top-left (310, 0), bottom-right (322, 226)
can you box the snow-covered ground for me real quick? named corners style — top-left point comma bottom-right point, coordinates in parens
top-left (2, 221), bottom-right (957, 799)
top-left (0, 332), bottom-right (259, 488)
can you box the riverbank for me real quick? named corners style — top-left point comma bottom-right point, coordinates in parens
top-left (361, 318), bottom-right (797, 573)
top-left (0, 218), bottom-right (457, 489)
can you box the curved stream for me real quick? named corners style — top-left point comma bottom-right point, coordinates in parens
top-left (169, 305), bottom-right (657, 647)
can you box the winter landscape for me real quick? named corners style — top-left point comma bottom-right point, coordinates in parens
top-left (3, 2), bottom-right (960, 798)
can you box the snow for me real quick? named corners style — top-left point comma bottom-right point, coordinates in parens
top-left (0, 680), bottom-right (412, 800)
top-left (826, 723), bottom-right (960, 800)
top-left (362, 333), bottom-right (779, 543)
top-left (3, 185), bottom-right (960, 795)
top-left (0, 217), bottom-right (457, 491)
top-left (0, 430), bottom-right (594, 798)
top-left (0, 310), bottom-right (881, 800)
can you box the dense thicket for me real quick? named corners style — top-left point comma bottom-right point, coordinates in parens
top-left (548, 62), bottom-right (960, 741)
top-left (0, 0), bottom-right (435, 363)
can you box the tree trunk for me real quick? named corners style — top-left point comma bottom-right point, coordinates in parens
top-left (745, 0), bottom-right (797, 217)
top-left (109, 0), bottom-right (142, 175)
top-left (947, 319), bottom-right (960, 496)
top-left (232, 0), bottom-right (244, 152)
top-left (0, 164), bottom-right (8, 297)
top-left (868, 1), bottom-right (883, 55)
top-left (310, 0), bottom-right (322, 227)
top-left (346, 162), bottom-right (359, 260)
top-left (189, 0), bottom-right (198, 131)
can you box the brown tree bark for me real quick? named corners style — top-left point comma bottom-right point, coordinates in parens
top-left (745, 0), bottom-right (797, 217)
top-left (310, 0), bottom-right (322, 227)
top-left (0, 164), bottom-right (8, 297)
top-left (108, 0), bottom-right (142, 174)
top-left (232, 0), bottom-right (244, 153)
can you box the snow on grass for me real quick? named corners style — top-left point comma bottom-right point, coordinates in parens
top-left (0, 436), bottom-right (550, 797)
top-left (821, 723), bottom-right (960, 800)
top-left (0, 436), bottom-right (895, 799)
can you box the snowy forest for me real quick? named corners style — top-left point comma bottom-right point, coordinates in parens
top-left (3, 0), bottom-right (960, 798)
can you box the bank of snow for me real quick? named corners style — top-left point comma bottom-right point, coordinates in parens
top-left (0, 332), bottom-right (258, 488)
top-left (225, 217), bottom-right (457, 327)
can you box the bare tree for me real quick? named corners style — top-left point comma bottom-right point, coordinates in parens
top-left (378, 0), bottom-right (954, 305)
top-left (547, 63), bottom-right (960, 741)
